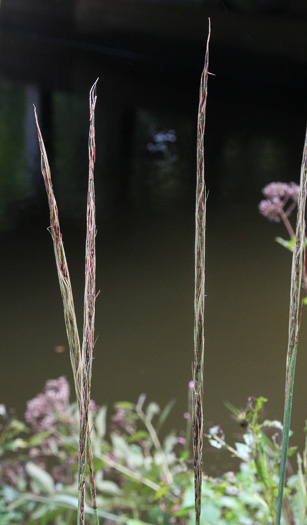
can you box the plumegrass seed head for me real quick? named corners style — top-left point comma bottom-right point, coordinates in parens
top-left (34, 81), bottom-right (99, 525)
top-left (193, 20), bottom-right (210, 525)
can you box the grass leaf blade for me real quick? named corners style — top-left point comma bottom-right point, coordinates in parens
top-left (275, 125), bottom-right (307, 525)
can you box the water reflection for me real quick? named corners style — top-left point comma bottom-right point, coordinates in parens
top-left (0, 80), bottom-right (26, 231)
top-left (132, 109), bottom-right (194, 211)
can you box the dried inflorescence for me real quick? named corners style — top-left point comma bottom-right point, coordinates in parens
top-left (258, 182), bottom-right (299, 235)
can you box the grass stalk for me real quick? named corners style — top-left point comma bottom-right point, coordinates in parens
top-left (275, 125), bottom-right (307, 525)
top-left (33, 107), bottom-right (82, 403)
top-left (34, 79), bottom-right (99, 525)
top-left (98, 452), bottom-right (166, 494)
top-left (192, 18), bottom-right (210, 525)
top-left (78, 79), bottom-right (99, 525)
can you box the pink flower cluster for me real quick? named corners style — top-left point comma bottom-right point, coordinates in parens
top-left (258, 182), bottom-right (300, 236)
top-left (25, 376), bottom-right (70, 433)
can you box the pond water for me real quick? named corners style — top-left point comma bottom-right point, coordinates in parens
top-left (0, 26), bottom-right (306, 474)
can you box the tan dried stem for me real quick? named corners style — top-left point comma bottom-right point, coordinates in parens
top-left (34, 78), bottom-right (99, 525)
top-left (79, 79), bottom-right (98, 525)
top-left (193, 18), bottom-right (210, 525)
top-left (33, 107), bottom-right (82, 401)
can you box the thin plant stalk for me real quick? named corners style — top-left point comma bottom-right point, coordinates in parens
top-left (275, 125), bottom-right (307, 525)
top-left (78, 79), bottom-right (98, 525)
top-left (33, 107), bottom-right (82, 402)
top-left (192, 18), bottom-right (210, 525)
top-left (34, 80), bottom-right (100, 525)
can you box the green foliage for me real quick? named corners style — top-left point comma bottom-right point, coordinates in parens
top-left (275, 235), bottom-right (297, 252)
top-left (1, 388), bottom-right (307, 524)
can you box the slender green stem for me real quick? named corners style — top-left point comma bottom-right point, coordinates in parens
top-left (275, 126), bottom-right (307, 525)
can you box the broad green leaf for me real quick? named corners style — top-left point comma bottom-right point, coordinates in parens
top-left (9, 438), bottom-right (28, 451)
top-left (95, 478), bottom-right (121, 495)
top-left (92, 456), bottom-right (105, 471)
top-left (114, 401), bottom-right (134, 411)
top-left (28, 432), bottom-right (51, 448)
top-left (28, 503), bottom-right (49, 522)
top-left (199, 502), bottom-right (221, 522)
top-left (1, 485), bottom-right (19, 503)
top-left (219, 495), bottom-right (241, 510)
top-left (110, 433), bottom-right (143, 467)
top-left (174, 506), bottom-right (194, 517)
top-left (148, 506), bottom-right (170, 524)
top-left (95, 406), bottom-right (107, 438)
top-left (255, 396), bottom-right (267, 413)
top-left (255, 457), bottom-right (271, 489)
top-left (10, 420), bottom-right (27, 432)
top-left (126, 431), bottom-right (149, 443)
top-left (110, 433), bottom-right (131, 460)
top-left (180, 450), bottom-right (190, 460)
top-left (26, 462), bottom-right (55, 495)
top-left (275, 236), bottom-right (296, 252)
top-left (153, 485), bottom-right (169, 500)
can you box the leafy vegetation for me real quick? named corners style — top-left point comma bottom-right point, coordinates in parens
top-left (1, 379), bottom-right (307, 524)
top-left (258, 135), bottom-right (307, 525)
top-left (1, 15), bottom-right (306, 518)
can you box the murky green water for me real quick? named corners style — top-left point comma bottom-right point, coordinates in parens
top-left (0, 35), bottom-right (306, 474)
